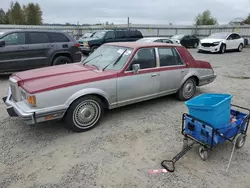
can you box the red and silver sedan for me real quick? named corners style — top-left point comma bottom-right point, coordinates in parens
top-left (3, 42), bottom-right (216, 132)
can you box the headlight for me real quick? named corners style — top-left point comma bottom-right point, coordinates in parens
top-left (21, 89), bottom-right (36, 106)
top-left (83, 42), bottom-right (89, 47)
top-left (212, 42), bottom-right (220, 46)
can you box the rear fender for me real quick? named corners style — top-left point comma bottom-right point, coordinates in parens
top-left (180, 70), bottom-right (200, 86)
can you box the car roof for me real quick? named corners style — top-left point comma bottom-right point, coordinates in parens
top-left (105, 42), bottom-right (181, 48)
top-left (1, 29), bottom-right (67, 34)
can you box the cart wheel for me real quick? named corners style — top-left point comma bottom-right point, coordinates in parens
top-left (183, 138), bottom-right (188, 149)
top-left (198, 146), bottom-right (208, 161)
top-left (236, 134), bottom-right (246, 149)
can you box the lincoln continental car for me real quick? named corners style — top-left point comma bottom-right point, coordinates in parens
top-left (3, 42), bottom-right (216, 132)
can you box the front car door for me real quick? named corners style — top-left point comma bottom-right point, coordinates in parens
top-left (180, 35), bottom-right (190, 47)
top-left (26, 32), bottom-right (51, 68)
top-left (103, 31), bottom-right (116, 43)
top-left (225, 34), bottom-right (236, 50)
top-left (0, 31), bottom-right (30, 73)
top-left (157, 47), bottom-right (188, 94)
top-left (117, 47), bottom-right (160, 106)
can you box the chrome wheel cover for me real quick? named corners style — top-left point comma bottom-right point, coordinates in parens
top-left (73, 100), bottom-right (101, 129)
top-left (183, 79), bottom-right (195, 99)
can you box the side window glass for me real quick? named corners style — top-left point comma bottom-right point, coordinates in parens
top-left (158, 48), bottom-right (180, 67)
top-left (116, 31), bottom-right (125, 38)
top-left (2, 33), bottom-right (25, 45)
top-left (227, 34), bottom-right (233, 40)
top-left (163, 39), bottom-right (172, 43)
top-left (128, 48), bottom-right (156, 70)
top-left (48, 33), bottom-right (69, 42)
top-left (155, 39), bottom-right (163, 42)
top-left (172, 48), bottom-right (184, 65)
top-left (105, 31), bottom-right (115, 39)
top-left (29, 32), bottom-right (50, 44)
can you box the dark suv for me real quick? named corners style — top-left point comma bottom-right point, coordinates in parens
top-left (0, 30), bottom-right (82, 74)
top-left (78, 29), bottom-right (143, 54)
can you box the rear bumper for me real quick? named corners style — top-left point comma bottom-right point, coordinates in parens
top-left (80, 46), bottom-right (90, 53)
top-left (73, 51), bottom-right (83, 62)
top-left (199, 73), bottom-right (217, 86)
top-left (3, 88), bottom-right (66, 125)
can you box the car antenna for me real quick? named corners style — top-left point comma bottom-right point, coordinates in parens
top-left (102, 49), bottom-right (127, 71)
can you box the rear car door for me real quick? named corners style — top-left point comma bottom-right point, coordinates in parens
top-left (117, 47), bottom-right (160, 105)
top-left (26, 32), bottom-right (53, 68)
top-left (0, 32), bottom-right (30, 73)
top-left (157, 47), bottom-right (188, 94)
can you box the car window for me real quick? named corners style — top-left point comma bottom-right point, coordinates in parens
top-left (116, 31), bottom-right (125, 38)
top-left (48, 33), bottom-right (69, 42)
top-left (154, 39), bottom-right (163, 42)
top-left (105, 31), bottom-right (115, 39)
top-left (162, 39), bottom-right (172, 43)
top-left (158, 48), bottom-right (183, 67)
top-left (29, 32), bottom-right (50, 44)
top-left (230, 34), bottom-right (241, 40)
top-left (1, 32), bottom-right (25, 45)
top-left (127, 48), bottom-right (156, 70)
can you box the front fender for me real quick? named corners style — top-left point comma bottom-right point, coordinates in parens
top-left (65, 88), bottom-right (111, 107)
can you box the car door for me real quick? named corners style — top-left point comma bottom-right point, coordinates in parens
top-left (0, 32), bottom-right (30, 73)
top-left (231, 33), bottom-right (242, 49)
top-left (180, 35), bottom-right (190, 47)
top-left (157, 47), bottom-right (188, 94)
top-left (103, 31), bottom-right (116, 43)
top-left (225, 34), bottom-right (235, 50)
top-left (26, 32), bottom-right (51, 68)
top-left (117, 47), bottom-right (160, 106)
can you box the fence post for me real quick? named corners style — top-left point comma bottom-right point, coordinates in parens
top-left (157, 28), bottom-right (159, 37)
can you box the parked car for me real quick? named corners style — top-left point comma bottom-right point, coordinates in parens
top-left (3, 42), bottom-right (216, 132)
top-left (198, 32), bottom-right (244, 54)
top-left (78, 29), bottom-right (143, 54)
top-left (0, 30), bottom-right (82, 74)
top-left (78, 32), bottom-right (96, 40)
top-left (136, 37), bottom-right (173, 43)
top-left (170, 34), bottom-right (200, 48)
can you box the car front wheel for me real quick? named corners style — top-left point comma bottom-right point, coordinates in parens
top-left (176, 77), bottom-right (196, 101)
top-left (220, 44), bottom-right (226, 54)
top-left (65, 95), bottom-right (104, 132)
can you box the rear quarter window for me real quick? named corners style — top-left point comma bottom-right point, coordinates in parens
top-left (48, 32), bottom-right (70, 42)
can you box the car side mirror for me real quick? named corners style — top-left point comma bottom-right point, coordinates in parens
top-left (132, 64), bottom-right (140, 74)
top-left (0, 41), bottom-right (5, 47)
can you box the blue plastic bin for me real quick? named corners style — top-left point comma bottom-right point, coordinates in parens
top-left (185, 93), bottom-right (232, 128)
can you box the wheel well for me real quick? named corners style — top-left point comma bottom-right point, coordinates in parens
top-left (190, 76), bottom-right (199, 86)
top-left (51, 53), bottom-right (73, 65)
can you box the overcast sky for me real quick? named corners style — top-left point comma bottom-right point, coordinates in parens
top-left (1, 0), bottom-right (250, 25)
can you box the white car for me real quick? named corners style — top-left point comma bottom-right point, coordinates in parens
top-left (136, 37), bottom-right (173, 44)
top-left (198, 32), bottom-right (244, 54)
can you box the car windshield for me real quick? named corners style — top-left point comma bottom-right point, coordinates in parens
top-left (83, 32), bottom-right (93, 38)
top-left (208, 33), bottom-right (229, 39)
top-left (0, 31), bottom-right (5, 38)
top-left (171, 35), bottom-right (184, 39)
top-left (82, 45), bottom-right (133, 70)
top-left (92, 31), bottom-right (106, 38)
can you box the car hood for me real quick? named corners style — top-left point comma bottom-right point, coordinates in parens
top-left (13, 63), bottom-right (117, 94)
top-left (200, 38), bottom-right (223, 43)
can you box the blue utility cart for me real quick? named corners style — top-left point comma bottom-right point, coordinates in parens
top-left (161, 94), bottom-right (250, 172)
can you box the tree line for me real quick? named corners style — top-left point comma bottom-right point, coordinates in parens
top-left (195, 10), bottom-right (250, 25)
top-left (0, 1), bottom-right (42, 25)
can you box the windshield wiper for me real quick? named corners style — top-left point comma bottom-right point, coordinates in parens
top-left (90, 64), bottom-right (99, 70)
top-left (102, 49), bottom-right (127, 71)
top-left (83, 54), bottom-right (102, 65)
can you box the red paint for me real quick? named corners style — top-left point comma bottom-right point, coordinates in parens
top-left (12, 42), bottom-right (213, 94)
top-left (14, 63), bottom-right (118, 94)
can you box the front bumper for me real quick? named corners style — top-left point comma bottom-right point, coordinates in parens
top-left (80, 46), bottom-right (90, 53)
top-left (3, 88), bottom-right (66, 125)
top-left (198, 45), bottom-right (220, 53)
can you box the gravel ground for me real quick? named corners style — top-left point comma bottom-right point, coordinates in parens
top-left (1, 48), bottom-right (250, 188)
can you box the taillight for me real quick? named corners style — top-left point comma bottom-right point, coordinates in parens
top-left (75, 43), bottom-right (80, 48)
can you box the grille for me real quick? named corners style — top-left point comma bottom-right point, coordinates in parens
top-left (201, 43), bottom-right (213, 47)
top-left (10, 84), bottom-right (17, 101)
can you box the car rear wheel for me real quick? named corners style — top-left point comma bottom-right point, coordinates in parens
top-left (176, 77), bottom-right (196, 101)
top-left (65, 95), bottom-right (104, 132)
top-left (220, 44), bottom-right (226, 54)
top-left (53, 56), bottom-right (72, 65)
top-left (238, 43), bottom-right (243, 52)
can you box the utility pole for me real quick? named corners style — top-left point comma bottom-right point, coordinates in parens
top-left (127, 17), bottom-right (130, 30)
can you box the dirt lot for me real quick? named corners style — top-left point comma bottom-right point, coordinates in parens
top-left (1, 49), bottom-right (250, 188)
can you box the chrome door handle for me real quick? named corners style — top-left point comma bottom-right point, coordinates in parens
top-left (151, 73), bottom-right (157, 77)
